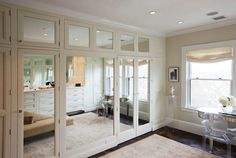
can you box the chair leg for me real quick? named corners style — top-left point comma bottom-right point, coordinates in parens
top-left (202, 136), bottom-right (206, 150)
top-left (209, 138), bottom-right (213, 153)
top-left (227, 143), bottom-right (231, 158)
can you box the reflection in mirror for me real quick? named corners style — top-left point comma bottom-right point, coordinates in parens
top-left (120, 35), bottom-right (134, 51)
top-left (23, 16), bottom-right (55, 43)
top-left (96, 30), bottom-right (113, 49)
top-left (23, 55), bottom-right (55, 158)
top-left (119, 59), bottom-right (134, 132)
top-left (65, 56), bottom-right (114, 153)
top-left (68, 25), bottom-right (89, 47)
top-left (138, 59), bottom-right (150, 126)
top-left (138, 37), bottom-right (149, 52)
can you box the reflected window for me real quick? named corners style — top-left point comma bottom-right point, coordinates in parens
top-left (120, 35), bottom-right (134, 51)
top-left (96, 30), bottom-right (113, 49)
top-left (138, 37), bottom-right (149, 52)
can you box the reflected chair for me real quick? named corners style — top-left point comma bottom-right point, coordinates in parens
top-left (201, 115), bottom-right (235, 158)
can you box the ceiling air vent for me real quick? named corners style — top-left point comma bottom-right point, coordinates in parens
top-left (213, 16), bottom-right (226, 20)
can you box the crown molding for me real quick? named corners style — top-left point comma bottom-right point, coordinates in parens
top-left (166, 18), bottom-right (236, 37)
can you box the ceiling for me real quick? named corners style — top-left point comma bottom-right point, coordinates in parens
top-left (3, 0), bottom-right (236, 37)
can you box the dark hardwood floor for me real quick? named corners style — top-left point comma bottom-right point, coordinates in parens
top-left (90, 126), bottom-right (236, 158)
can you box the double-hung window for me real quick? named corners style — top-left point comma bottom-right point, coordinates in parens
top-left (183, 47), bottom-right (234, 109)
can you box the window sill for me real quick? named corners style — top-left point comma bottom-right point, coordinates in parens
top-left (181, 107), bottom-right (198, 113)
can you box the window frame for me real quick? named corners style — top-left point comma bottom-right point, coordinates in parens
top-left (181, 40), bottom-right (236, 111)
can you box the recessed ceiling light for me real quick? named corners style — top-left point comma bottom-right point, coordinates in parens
top-left (178, 21), bottom-right (184, 24)
top-left (149, 11), bottom-right (157, 15)
top-left (42, 33), bottom-right (48, 36)
top-left (96, 30), bottom-right (100, 33)
top-left (74, 38), bottom-right (79, 41)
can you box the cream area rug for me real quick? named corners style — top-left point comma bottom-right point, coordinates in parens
top-left (100, 135), bottom-right (218, 158)
top-left (24, 112), bottom-right (131, 158)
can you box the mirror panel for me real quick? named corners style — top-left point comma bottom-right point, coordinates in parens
top-left (119, 59), bottom-right (134, 132)
top-left (138, 59), bottom-right (150, 126)
top-left (96, 30), bottom-right (113, 49)
top-left (23, 16), bottom-right (55, 44)
top-left (23, 55), bottom-right (56, 157)
top-left (65, 56), bottom-right (114, 154)
top-left (68, 25), bottom-right (89, 48)
top-left (0, 11), bottom-right (4, 40)
top-left (138, 37), bottom-right (149, 52)
top-left (120, 35), bottom-right (135, 52)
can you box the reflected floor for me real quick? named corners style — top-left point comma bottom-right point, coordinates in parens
top-left (24, 112), bottom-right (131, 157)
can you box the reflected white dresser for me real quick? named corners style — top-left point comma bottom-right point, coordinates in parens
top-left (24, 87), bottom-right (85, 116)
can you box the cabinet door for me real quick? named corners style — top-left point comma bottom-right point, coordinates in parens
top-left (0, 48), bottom-right (11, 158)
top-left (18, 10), bottom-right (60, 48)
top-left (0, 5), bottom-right (10, 44)
top-left (65, 20), bottom-right (91, 50)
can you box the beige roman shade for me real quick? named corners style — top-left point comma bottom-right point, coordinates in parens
top-left (186, 47), bottom-right (233, 63)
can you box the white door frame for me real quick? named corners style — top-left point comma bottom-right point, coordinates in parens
top-left (17, 49), bottom-right (60, 158)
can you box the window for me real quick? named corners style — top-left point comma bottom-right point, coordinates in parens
top-left (183, 46), bottom-right (234, 109)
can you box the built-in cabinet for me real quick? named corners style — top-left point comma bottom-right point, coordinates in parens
top-left (0, 5), bottom-right (10, 44)
top-left (0, 2), bottom-right (154, 158)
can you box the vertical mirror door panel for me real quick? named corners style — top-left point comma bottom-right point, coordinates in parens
top-left (20, 53), bottom-right (57, 158)
top-left (0, 5), bottom-right (11, 44)
top-left (65, 56), bottom-right (115, 156)
top-left (119, 58), bottom-right (135, 133)
top-left (138, 59), bottom-right (150, 127)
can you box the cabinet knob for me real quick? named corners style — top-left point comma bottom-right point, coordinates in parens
top-left (18, 40), bottom-right (23, 43)
top-left (18, 109), bottom-right (23, 113)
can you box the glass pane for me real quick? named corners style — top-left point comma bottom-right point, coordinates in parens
top-left (0, 11), bottom-right (4, 40)
top-left (65, 56), bottom-right (114, 153)
top-left (138, 37), bottom-right (149, 52)
top-left (190, 60), bottom-right (232, 79)
top-left (0, 118), bottom-right (3, 158)
top-left (23, 55), bottom-right (55, 157)
top-left (68, 25), bottom-right (89, 47)
top-left (191, 80), bottom-right (231, 108)
top-left (96, 30), bottom-right (113, 49)
top-left (120, 35), bottom-right (134, 51)
top-left (23, 16), bottom-right (55, 43)
top-left (119, 59), bottom-right (134, 132)
top-left (138, 60), bottom-right (150, 126)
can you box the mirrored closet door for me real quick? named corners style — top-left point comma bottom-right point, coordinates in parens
top-left (137, 59), bottom-right (151, 135)
top-left (64, 55), bottom-right (115, 157)
top-left (18, 50), bottom-right (59, 158)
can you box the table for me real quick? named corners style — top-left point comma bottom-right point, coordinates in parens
top-left (198, 107), bottom-right (236, 123)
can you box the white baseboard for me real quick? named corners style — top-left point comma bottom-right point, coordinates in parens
top-left (164, 117), bottom-right (236, 145)
top-left (165, 118), bottom-right (204, 136)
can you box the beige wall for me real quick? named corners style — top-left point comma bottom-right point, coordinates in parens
top-left (166, 24), bottom-right (236, 124)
